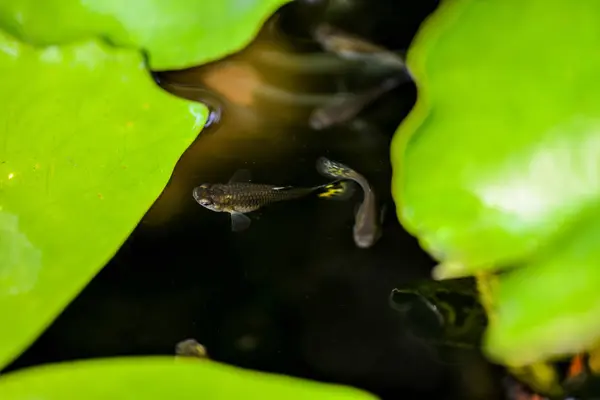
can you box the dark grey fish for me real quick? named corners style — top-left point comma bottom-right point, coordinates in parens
top-left (309, 76), bottom-right (403, 130)
top-left (313, 23), bottom-right (407, 71)
top-left (316, 157), bottom-right (382, 248)
top-left (193, 169), bottom-right (354, 232)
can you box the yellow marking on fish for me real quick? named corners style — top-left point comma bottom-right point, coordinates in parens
top-left (318, 182), bottom-right (346, 198)
top-left (325, 164), bottom-right (353, 178)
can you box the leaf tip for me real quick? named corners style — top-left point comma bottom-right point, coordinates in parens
top-left (431, 260), bottom-right (470, 280)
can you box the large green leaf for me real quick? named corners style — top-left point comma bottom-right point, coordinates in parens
top-left (0, 30), bottom-right (206, 369)
top-left (485, 204), bottom-right (600, 366)
top-left (0, 0), bottom-right (291, 71)
top-left (0, 357), bottom-right (378, 400)
top-left (391, 0), bottom-right (600, 275)
top-left (390, 0), bottom-right (600, 365)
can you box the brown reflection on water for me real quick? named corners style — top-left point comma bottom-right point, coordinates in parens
top-left (202, 62), bottom-right (261, 107)
top-left (144, 30), bottom-right (307, 226)
top-left (143, 12), bottom-right (349, 226)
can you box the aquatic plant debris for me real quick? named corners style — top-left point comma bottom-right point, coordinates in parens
top-left (0, 0), bottom-right (292, 70)
top-left (0, 357), bottom-right (377, 400)
top-left (390, 0), bottom-right (600, 366)
top-left (0, 29), bottom-right (206, 369)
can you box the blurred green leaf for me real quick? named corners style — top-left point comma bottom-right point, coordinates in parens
top-left (0, 357), bottom-right (378, 399)
top-left (390, 0), bottom-right (600, 364)
top-left (392, 0), bottom-right (600, 275)
top-left (392, 0), bottom-right (600, 272)
top-left (0, 0), bottom-right (291, 70)
top-left (0, 30), bottom-right (206, 369)
top-left (485, 204), bottom-right (600, 366)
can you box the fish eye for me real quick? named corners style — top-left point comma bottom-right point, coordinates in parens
top-left (199, 198), bottom-right (212, 206)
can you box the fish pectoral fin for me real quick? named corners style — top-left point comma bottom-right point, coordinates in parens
top-left (230, 212), bottom-right (251, 232)
top-left (228, 169), bottom-right (252, 184)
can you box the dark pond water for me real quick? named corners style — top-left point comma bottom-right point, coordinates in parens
top-left (5, 1), bottom-right (508, 399)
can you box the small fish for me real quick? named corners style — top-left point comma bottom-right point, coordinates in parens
top-left (312, 23), bottom-right (407, 71)
top-left (193, 169), bottom-right (354, 232)
top-left (316, 157), bottom-right (383, 248)
top-left (309, 77), bottom-right (403, 130)
top-left (175, 338), bottom-right (209, 359)
top-left (388, 288), bottom-right (471, 368)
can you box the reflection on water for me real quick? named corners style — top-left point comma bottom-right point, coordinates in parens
top-left (5, 1), bottom-right (504, 399)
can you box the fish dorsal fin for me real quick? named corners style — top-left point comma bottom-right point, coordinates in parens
top-left (228, 169), bottom-right (252, 184)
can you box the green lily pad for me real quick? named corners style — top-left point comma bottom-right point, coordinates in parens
top-left (390, 0), bottom-right (600, 365)
top-left (391, 0), bottom-right (600, 276)
top-left (0, 30), bottom-right (206, 369)
top-left (0, 0), bottom-right (291, 71)
top-left (0, 357), bottom-right (378, 399)
top-left (484, 204), bottom-right (600, 366)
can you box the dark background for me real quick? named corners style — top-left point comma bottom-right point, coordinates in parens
top-left (5, 1), bottom-right (506, 399)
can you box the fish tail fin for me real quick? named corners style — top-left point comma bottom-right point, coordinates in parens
top-left (314, 180), bottom-right (356, 201)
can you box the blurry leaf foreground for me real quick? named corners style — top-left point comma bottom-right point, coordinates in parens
top-left (0, 26), bottom-right (376, 400)
top-left (0, 29), bottom-right (206, 369)
top-left (0, 0), bottom-right (292, 70)
top-left (0, 1), bottom-right (370, 397)
top-left (391, 0), bottom-right (600, 367)
top-left (0, 357), bottom-right (377, 400)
